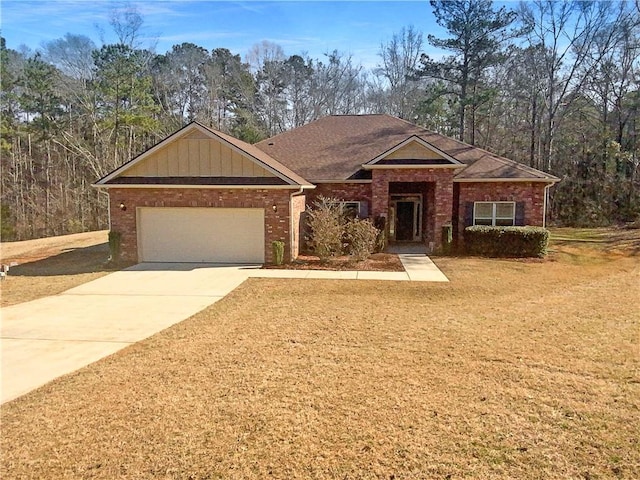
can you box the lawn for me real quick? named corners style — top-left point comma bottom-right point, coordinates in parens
top-left (1, 228), bottom-right (639, 478)
top-left (0, 231), bottom-right (113, 307)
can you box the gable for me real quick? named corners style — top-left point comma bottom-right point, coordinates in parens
top-left (121, 129), bottom-right (275, 178)
top-left (365, 136), bottom-right (463, 169)
top-left (376, 139), bottom-right (453, 165)
top-left (95, 123), bottom-right (314, 188)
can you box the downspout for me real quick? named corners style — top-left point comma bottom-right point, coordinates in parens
top-left (543, 183), bottom-right (552, 228)
top-left (107, 192), bottom-right (111, 231)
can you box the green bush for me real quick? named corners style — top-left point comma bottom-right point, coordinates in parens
top-left (108, 230), bottom-right (122, 261)
top-left (345, 218), bottom-right (379, 261)
top-left (1, 204), bottom-right (15, 241)
top-left (441, 224), bottom-right (453, 255)
top-left (307, 196), bottom-right (345, 261)
top-left (464, 226), bottom-right (549, 258)
top-left (271, 240), bottom-right (285, 265)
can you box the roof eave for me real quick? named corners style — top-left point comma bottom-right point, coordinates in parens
top-left (363, 164), bottom-right (465, 170)
top-left (311, 179), bottom-right (372, 184)
top-left (92, 183), bottom-right (313, 190)
top-left (453, 177), bottom-right (560, 183)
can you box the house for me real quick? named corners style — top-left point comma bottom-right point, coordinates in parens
top-left (94, 114), bottom-right (559, 264)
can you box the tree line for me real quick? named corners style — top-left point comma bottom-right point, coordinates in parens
top-left (1, 0), bottom-right (638, 240)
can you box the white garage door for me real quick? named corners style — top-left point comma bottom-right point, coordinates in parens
top-left (138, 207), bottom-right (265, 263)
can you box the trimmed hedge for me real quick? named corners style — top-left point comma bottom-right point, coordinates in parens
top-left (464, 226), bottom-right (549, 258)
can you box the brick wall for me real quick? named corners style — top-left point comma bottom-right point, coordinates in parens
top-left (371, 169), bottom-right (455, 251)
top-left (456, 181), bottom-right (548, 242)
top-left (306, 183), bottom-right (372, 211)
top-left (108, 188), bottom-right (294, 263)
top-left (289, 193), bottom-right (306, 260)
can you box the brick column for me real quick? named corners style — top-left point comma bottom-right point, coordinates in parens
top-left (433, 178), bottom-right (453, 252)
top-left (371, 170), bottom-right (390, 222)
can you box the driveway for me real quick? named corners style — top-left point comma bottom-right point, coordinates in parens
top-left (0, 263), bottom-right (261, 404)
top-left (1, 257), bottom-right (447, 404)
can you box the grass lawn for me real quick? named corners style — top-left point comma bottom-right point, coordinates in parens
top-left (0, 231), bottom-right (114, 307)
top-left (1, 228), bottom-right (639, 478)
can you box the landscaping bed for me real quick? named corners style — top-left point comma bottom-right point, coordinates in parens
top-left (264, 252), bottom-right (405, 271)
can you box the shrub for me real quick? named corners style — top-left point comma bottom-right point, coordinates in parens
top-left (1, 204), bottom-right (15, 241)
top-left (345, 218), bottom-right (379, 261)
top-left (271, 240), bottom-right (285, 265)
top-left (307, 196), bottom-right (346, 261)
top-left (108, 230), bottom-right (122, 261)
top-left (373, 215), bottom-right (387, 253)
top-left (441, 224), bottom-right (453, 255)
top-left (464, 226), bottom-right (549, 258)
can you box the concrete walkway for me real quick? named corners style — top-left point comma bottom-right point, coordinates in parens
top-left (1, 256), bottom-right (447, 403)
top-left (251, 254), bottom-right (448, 282)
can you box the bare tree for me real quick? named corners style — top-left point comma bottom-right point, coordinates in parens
top-left (376, 26), bottom-right (425, 118)
top-left (518, 0), bottom-right (635, 171)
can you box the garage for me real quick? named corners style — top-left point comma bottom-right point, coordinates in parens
top-left (137, 207), bottom-right (265, 263)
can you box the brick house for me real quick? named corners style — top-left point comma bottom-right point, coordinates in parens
top-left (95, 114), bottom-right (559, 263)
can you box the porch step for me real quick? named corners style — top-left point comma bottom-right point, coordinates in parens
top-left (386, 243), bottom-right (427, 254)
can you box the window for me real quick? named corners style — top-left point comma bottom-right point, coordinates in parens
top-left (474, 202), bottom-right (515, 226)
top-left (340, 201), bottom-right (362, 219)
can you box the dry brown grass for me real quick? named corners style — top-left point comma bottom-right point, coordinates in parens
top-left (1, 228), bottom-right (639, 479)
top-left (0, 231), bottom-right (114, 307)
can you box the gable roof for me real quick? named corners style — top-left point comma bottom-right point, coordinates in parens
top-left (255, 114), bottom-right (559, 182)
top-left (365, 135), bottom-right (463, 167)
top-left (95, 122), bottom-right (313, 188)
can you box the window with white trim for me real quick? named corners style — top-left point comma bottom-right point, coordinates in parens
top-left (474, 201), bottom-right (515, 226)
top-left (340, 201), bottom-right (362, 219)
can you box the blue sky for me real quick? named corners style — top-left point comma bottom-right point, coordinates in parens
top-left (0, 0), bottom-right (451, 68)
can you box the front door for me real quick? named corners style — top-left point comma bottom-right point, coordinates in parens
top-left (389, 195), bottom-right (422, 242)
top-left (396, 201), bottom-right (415, 241)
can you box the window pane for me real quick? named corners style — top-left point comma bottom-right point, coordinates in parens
top-left (342, 202), bottom-right (359, 219)
top-left (475, 203), bottom-right (492, 218)
top-left (475, 218), bottom-right (493, 226)
top-left (495, 203), bottom-right (514, 218)
top-left (495, 218), bottom-right (514, 226)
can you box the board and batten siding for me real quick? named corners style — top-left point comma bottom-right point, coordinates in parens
top-left (384, 141), bottom-right (444, 161)
top-left (123, 130), bottom-right (276, 178)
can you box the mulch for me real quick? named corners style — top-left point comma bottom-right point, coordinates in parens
top-left (263, 252), bottom-right (405, 271)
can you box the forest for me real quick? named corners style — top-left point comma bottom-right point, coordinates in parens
top-left (1, 0), bottom-right (638, 240)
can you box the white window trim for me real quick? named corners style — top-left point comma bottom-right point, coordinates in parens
top-left (340, 201), bottom-right (362, 218)
top-left (473, 201), bottom-right (516, 226)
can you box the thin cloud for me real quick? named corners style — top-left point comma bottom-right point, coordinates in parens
top-left (157, 31), bottom-right (249, 43)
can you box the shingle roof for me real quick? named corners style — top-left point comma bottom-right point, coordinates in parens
top-left (255, 114), bottom-right (559, 182)
top-left (199, 124), bottom-right (313, 186)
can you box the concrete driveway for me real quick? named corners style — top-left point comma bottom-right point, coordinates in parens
top-left (0, 263), bottom-right (261, 404)
top-left (1, 256), bottom-right (447, 404)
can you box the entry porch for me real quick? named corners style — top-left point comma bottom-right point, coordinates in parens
top-left (371, 169), bottom-right (455, 253)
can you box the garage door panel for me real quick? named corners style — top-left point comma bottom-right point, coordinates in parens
top-left (138, 208), bottom-right (264, 263)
